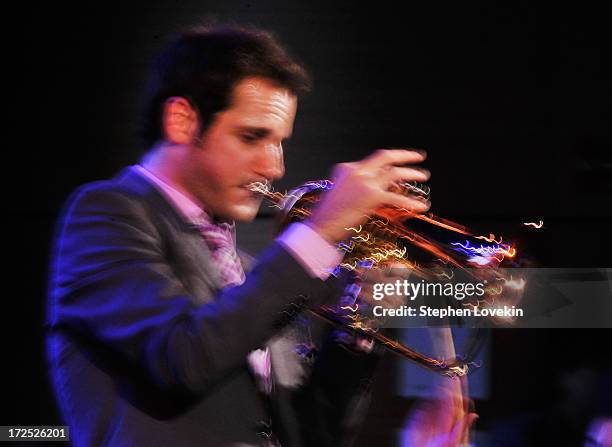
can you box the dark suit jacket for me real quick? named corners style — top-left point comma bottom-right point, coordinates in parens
top-left (47, 167), bottom-right (378, 447)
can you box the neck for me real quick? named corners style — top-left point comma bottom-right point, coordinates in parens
top-left (141, 142), bottom-right (201, 203)
top-left (140, 144), bottom-right (212, 220)
top-left (142, 142), bottom-right (186, 187)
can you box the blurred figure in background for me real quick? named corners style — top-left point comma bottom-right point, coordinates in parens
top-left (401, 383), bottom-right (478, 447)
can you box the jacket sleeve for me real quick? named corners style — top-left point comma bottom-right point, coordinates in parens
top-left (49, 183), bottom-right (333, 396)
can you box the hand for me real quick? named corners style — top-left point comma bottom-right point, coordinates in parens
top-left (401, 387), bottom-right (478, 447)
top-left (307, 149), bottom-right (431, 244)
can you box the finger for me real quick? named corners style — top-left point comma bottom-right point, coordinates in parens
top-left (382, 166), bottom-right (431, 184)
top-left (363, 149), bottom-right (427, 168)
top-left (466, 413), bottom-right (479, 429)
top-left (381, 190), bottom-right (431, 213)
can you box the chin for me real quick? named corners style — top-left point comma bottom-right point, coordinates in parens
top-left (226, 203), bottom-right (260, 222)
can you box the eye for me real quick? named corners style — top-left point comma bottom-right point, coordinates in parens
top-left (239, 132), bottom-right (260, 144)
top-left (238, 131), bottom-right (265, 144)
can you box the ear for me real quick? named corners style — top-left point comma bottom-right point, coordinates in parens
top-left (162, 97), bottom-right (200, 145)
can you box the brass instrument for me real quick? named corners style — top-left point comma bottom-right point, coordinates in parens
top-left (248, 180), bottom-right (491, 378)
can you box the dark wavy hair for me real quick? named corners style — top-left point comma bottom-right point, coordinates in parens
top-left (141, 24), bottom-right (311, 148)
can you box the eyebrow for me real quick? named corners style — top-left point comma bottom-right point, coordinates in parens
top-left (237, 127), bottom-right (269, 137)
top-left (235, 126), bottom-right (292, 140)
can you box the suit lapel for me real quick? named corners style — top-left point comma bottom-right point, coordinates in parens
top-left (116, 167), bottom-right (227, 299)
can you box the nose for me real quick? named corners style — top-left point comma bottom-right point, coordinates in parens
top-left (256, 143), bottom-right (285, 181)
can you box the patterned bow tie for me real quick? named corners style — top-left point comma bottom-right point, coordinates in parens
top-left (194, 215), bottom-right (245, 288)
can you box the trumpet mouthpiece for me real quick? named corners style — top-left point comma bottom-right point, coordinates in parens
top-left (246, 181), bottom-right (272, 195)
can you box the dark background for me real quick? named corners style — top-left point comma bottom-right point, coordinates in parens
top-left (7, 1), bottom-right (611, 445)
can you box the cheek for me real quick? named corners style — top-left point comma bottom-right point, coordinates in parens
top-left (193, 152), bottom-right (231, 184)
top-left (194, 137), bottom-right (256, 189)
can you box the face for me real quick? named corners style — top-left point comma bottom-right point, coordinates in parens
top-left (183, 77), bottom-right (297, 222)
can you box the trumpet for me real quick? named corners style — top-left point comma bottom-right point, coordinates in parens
top-left (247, 179), bottom-right (495, 377)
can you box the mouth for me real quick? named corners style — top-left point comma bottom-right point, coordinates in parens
top-left (242, 180), bottom-right (272, 196)
top-left (239, 182), bottom-right (268, 199)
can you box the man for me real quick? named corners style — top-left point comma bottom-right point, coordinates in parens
top-left (47, 25), bottom-right (430, 446)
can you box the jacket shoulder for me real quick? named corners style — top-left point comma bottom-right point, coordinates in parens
top-left (58, 168), bottom-right (163, 218)
top-left (68, 168), bottom-right (153, 203)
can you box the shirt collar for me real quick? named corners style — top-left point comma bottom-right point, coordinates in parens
top-left (132, 164), bottom-right (208, 223)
